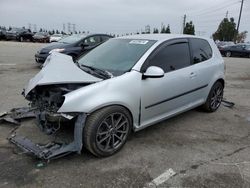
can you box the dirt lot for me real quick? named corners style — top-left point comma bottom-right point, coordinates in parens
top-left (0, 41), bottom-right (250, 188)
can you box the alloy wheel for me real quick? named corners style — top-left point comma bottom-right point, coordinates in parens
top-left (210, 85), bottom-right (223, 110)
top-left (96, 113), bottom-right (129, 152)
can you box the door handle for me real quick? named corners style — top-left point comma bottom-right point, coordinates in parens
top-left (190, 72), bottom-right (197, 78)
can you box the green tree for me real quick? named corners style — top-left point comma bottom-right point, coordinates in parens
top-left (165, 24), bottom-right (171, 33)
top-left (153, 28), bottom-right (159, 33)
top-left (183, 21), bottom-right (195, 35)
top-left (161, 25), bottom-right (166, 33)
top-left (212, 17), bottom-right (237, 41)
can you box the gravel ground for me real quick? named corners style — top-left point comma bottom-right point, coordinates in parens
top-left (0, 41), bottom-right (250, 188)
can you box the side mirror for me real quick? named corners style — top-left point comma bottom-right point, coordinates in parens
top-left (142, 66), bottom-right (164, 79)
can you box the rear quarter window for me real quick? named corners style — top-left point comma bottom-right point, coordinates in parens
top-left (190, 38), bottom-right (213, 64)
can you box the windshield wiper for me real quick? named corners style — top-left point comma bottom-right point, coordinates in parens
top-left (77, 63), bottom-right (113, 79)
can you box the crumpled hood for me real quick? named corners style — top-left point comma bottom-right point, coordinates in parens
top-left (24, 52), bottom-right (102, 96)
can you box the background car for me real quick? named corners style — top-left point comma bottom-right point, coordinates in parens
top-left (33, 32), bottom-right (50, 43)
top-left (6, 28), bottom-right (34, 42)
top-left (0, 28), bottom-right (7, 40)
top-left (219, 43), bottom-right (250, 58)
top-left (216, 41), bottom-right (234, 49)
top-left (50, 34), bottom-right (64, 43)
top-left (35, 33), bottom-right (112, 64)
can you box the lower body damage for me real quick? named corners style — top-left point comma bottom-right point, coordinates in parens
top-left (8, 112), bottom-right (86, 160)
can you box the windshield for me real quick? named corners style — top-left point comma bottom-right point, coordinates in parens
top-left (78, 39), bottom-right (156, 76)
top-left (59, 34), bottom-right (86, 44)
top-left (245, 45), bottom-right (250, 50)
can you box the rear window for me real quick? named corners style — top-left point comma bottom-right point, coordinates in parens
top-left (190, 38), bottom-right (212, 64)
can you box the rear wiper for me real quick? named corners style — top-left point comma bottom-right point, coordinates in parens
top-left (79, 64), bottom-right (113, 79)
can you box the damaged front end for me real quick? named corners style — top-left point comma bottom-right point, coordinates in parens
top-left (9, 84), bottom-right (89, 160)
top-left (27, 84), bottom-right (88, 135)
top-left (8, 52), bottom-right (103, 160)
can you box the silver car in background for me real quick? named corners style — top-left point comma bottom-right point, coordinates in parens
top-left (12, 34), bottom-right (225, 159)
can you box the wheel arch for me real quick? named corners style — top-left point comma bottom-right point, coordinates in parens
top-left (88, 104), bottom-right (134, 129)
top-left (216, 78), bottom-right (225, 88)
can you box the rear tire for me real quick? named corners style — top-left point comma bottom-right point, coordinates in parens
top-left (225, 51), bottom-right (231, 57)
top-left (202, 82), bottom-right (224, 112)
top-left (83, 106), bottom-right (132, 157)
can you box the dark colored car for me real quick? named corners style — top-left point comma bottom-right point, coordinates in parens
top-left (0, 28), bottom-right (7, 40)
top-left (35, 34), bottom-right (112, 64)
top-left (219, 44), bottom-right (250, 58)
top-left (33, 32), bottom-right (50, 43)
top-left (216, 41), bottom-right (234, 48)
top-left (6, 28), bottom-right (34, 41)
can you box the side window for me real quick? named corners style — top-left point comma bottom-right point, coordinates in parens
top-left (148, 42), bottom-right (191, 73)
top-left (101, 36), bottom-right (111, 42)
top-left (83, 36), bottom-right (101, 46)
top-left (190, 38), bottom-right (212, 64)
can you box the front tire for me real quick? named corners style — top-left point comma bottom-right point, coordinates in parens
top-left (84, 106), bottom-right (132, 157)
top-left (202, 82), bottom-right (224, 112)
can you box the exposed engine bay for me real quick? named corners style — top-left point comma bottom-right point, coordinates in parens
top-left (26, 83), bottom-right (88, 113)
top-left (25, 83), bottom-right (90, 135)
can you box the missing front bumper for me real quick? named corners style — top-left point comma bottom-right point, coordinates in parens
top-left (8, 113), bottom-right (86, 160)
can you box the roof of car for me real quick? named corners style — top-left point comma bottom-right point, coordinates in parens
top-left (118, 34), bottom-right (209, 42)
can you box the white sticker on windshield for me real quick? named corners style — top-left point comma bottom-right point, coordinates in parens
top-left (129, 40), bottom-right (149, 45)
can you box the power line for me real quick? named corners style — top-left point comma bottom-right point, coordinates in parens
top-left (191, 1), bottom-right (239, 17)
top-left (187, 0), bottom-right (237, 15)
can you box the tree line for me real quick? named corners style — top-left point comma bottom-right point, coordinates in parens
top-left (140, 17), bottom-right (247, 43)
top-left (1, 17), bottom-right (248, 42)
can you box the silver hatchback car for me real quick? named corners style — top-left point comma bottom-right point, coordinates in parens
top-left (12, 34), bottom-right (225, 159)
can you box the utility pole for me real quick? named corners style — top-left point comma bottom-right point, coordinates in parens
top-left (237, 0), bottom-right (244, 33)
top-left (226, 11), bottom-right (228, 18)
top-left (183, 14), bottom-right (186, 34)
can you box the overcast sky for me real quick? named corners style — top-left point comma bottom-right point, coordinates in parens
top-left (0, 0), bottom-right (249, 41)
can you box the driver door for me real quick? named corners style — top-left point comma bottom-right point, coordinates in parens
top-left (140, 39), bottom-right (200, 127)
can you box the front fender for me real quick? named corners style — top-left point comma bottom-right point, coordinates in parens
top-left (58, 71), bottom-right (142, 127)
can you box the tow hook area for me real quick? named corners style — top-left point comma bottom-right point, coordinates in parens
top-left (8, 113), bottom-right (86, 160)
